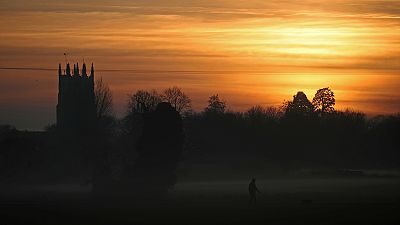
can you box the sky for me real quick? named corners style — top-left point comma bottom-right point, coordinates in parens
top-left (0, 0), bottom-right (399, 130)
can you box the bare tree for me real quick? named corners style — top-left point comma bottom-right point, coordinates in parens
top-left (245, 105), bottom-right (265, 121)
top-left (265, 106), bottom-right (283, 120)
top-left (94, 77), bottom-right (113, 122)
top-left (128, 90), bottom-right (161, 114)
top-left (245, 105), bottom-right (281, 122)
top-left (162, 87), bottom-right (191, 113)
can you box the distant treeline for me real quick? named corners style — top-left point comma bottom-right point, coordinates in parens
top-left (124, 86), bottom-right (400, 168)
top-left (0, 85), bottom-right (399, 185)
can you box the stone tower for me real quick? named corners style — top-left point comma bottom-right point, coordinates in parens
top-left (56, 62), bottom-right (96, 133)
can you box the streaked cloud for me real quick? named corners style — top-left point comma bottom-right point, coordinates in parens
top-left (0, 0), bottom-right (399, 129)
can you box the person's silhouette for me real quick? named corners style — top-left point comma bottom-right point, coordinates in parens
top-left (248, 178), bottom-right (261, 205)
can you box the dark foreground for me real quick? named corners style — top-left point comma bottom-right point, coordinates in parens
top-left (1, 178), bottom-right (400, 225)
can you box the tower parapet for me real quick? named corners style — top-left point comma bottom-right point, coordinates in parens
top-left (90, 63), bottom-right (94, 77)
top-left (56, 62), bottom-right (96, 134)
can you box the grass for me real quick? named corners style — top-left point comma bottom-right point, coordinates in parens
top-left (1, 177), bottom-right (399, 225)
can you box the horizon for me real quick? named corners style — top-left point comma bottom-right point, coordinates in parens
top-left (1, 2), bottom-right (400, 225)
top-left (1, 0), bottom-right (400, 130)
top-left (0, 67), bottom-right (400, 131)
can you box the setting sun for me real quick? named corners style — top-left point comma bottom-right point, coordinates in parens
top-left (1, 1), bottom-right (400, 224)
top-left (0, 0), bottom-right (399, 129)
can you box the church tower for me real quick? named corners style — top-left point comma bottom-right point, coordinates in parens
top-left (56, 62), bottom-right (96, 134)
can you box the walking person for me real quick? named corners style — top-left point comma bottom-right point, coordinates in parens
top-left (249, 178), bottom-right (261, 205)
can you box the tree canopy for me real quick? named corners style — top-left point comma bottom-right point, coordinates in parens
top-left (285, 91), bottom-right (314, 117)
top-left (128, 90), bottom-right (161, 114)
top-left (312, 87), bottom-right (335, 113)
top-left (205, 94), bottom-right (226, 114)
top-left (162, 87), bottom-right (192, 114)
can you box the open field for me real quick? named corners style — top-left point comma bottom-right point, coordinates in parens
top-left (1, 177), bottom-right (400, 225)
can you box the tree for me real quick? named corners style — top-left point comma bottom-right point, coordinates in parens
top-left (205, 94), bottom-right (226, 114)
top-left (285, 91), bottom-right (314, 117)
top-left (132, 102), bottom-right (184, 194)
top-left (245, 105), bottom-right (265, 122)
top-left (128, 90), bottom-right (161, 114)
top-left (162, 87), bottom-right (192, 114)
top-left (92, 78), bottom-right (115, 192)
top-left (265, 106), bottom-right (283, 120)
top-left (94, 77), bottom-right (113, 122)
top-left (312, 87), bottom-right (335, 113)
top-left (245, 105), bottom-right (281, 122)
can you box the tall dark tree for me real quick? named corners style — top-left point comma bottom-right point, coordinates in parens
top-left (162, 87), bottom-right (192, 114)
top-left (204, 94), bottom-right (226, 114)
top-left (94, 77), bottom-right (113, 123)
top-left (132, 102), bottom-right (184, 194)
top-left (312, 87), bottom-right (335, 113)
top-left (92, 78), bottom-right (115, 192)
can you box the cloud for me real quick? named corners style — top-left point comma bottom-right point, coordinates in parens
top-left (2, 0), bottom-right (399, 22)
top-left (1, 0), bottom-right (400, 129)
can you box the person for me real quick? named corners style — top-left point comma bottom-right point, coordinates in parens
top-left (248, 178), bottom-right (261, 204)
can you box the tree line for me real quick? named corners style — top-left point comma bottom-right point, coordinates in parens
top-left (97, 82), bottom-right (399, 171)
top-left (0, 81), bottom-right (399, 188)
top-left (123, 86), bottom-right (335, 118)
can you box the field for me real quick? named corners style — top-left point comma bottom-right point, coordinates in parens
top-left (1, 177), bottom-right (400, 225)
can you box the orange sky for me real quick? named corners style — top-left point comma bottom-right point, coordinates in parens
top-left (0, 0), bottom-right (399, 129)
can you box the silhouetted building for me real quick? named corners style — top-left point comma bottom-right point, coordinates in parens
top-left (56, 62), bottom-right (96, 133)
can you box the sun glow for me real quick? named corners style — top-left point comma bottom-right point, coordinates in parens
top-left (0, 0), bottom-right (399, 129)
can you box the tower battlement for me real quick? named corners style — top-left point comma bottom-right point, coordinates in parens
top-left (56, 62), bottom-right (96, 133)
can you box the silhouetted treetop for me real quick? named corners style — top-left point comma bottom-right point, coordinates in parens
top-left (285, 91), bottom-right (314, 117)
top-left (128, 90), bottom-right (161, 114)
top-left (162, 87), bottom-right (192, 114)
top-left (313, 87), bottom-right (335, 114)
top-left (94, 77), bottom-right (113, 121)
top-left (245, 105), bottom-right (281, 123)
top-left (245, 105), bottom-right (265, 122)
top-left (205, 94), bottom-right (226, 115)
top-left (94, 78), bottom-right (115, 134)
